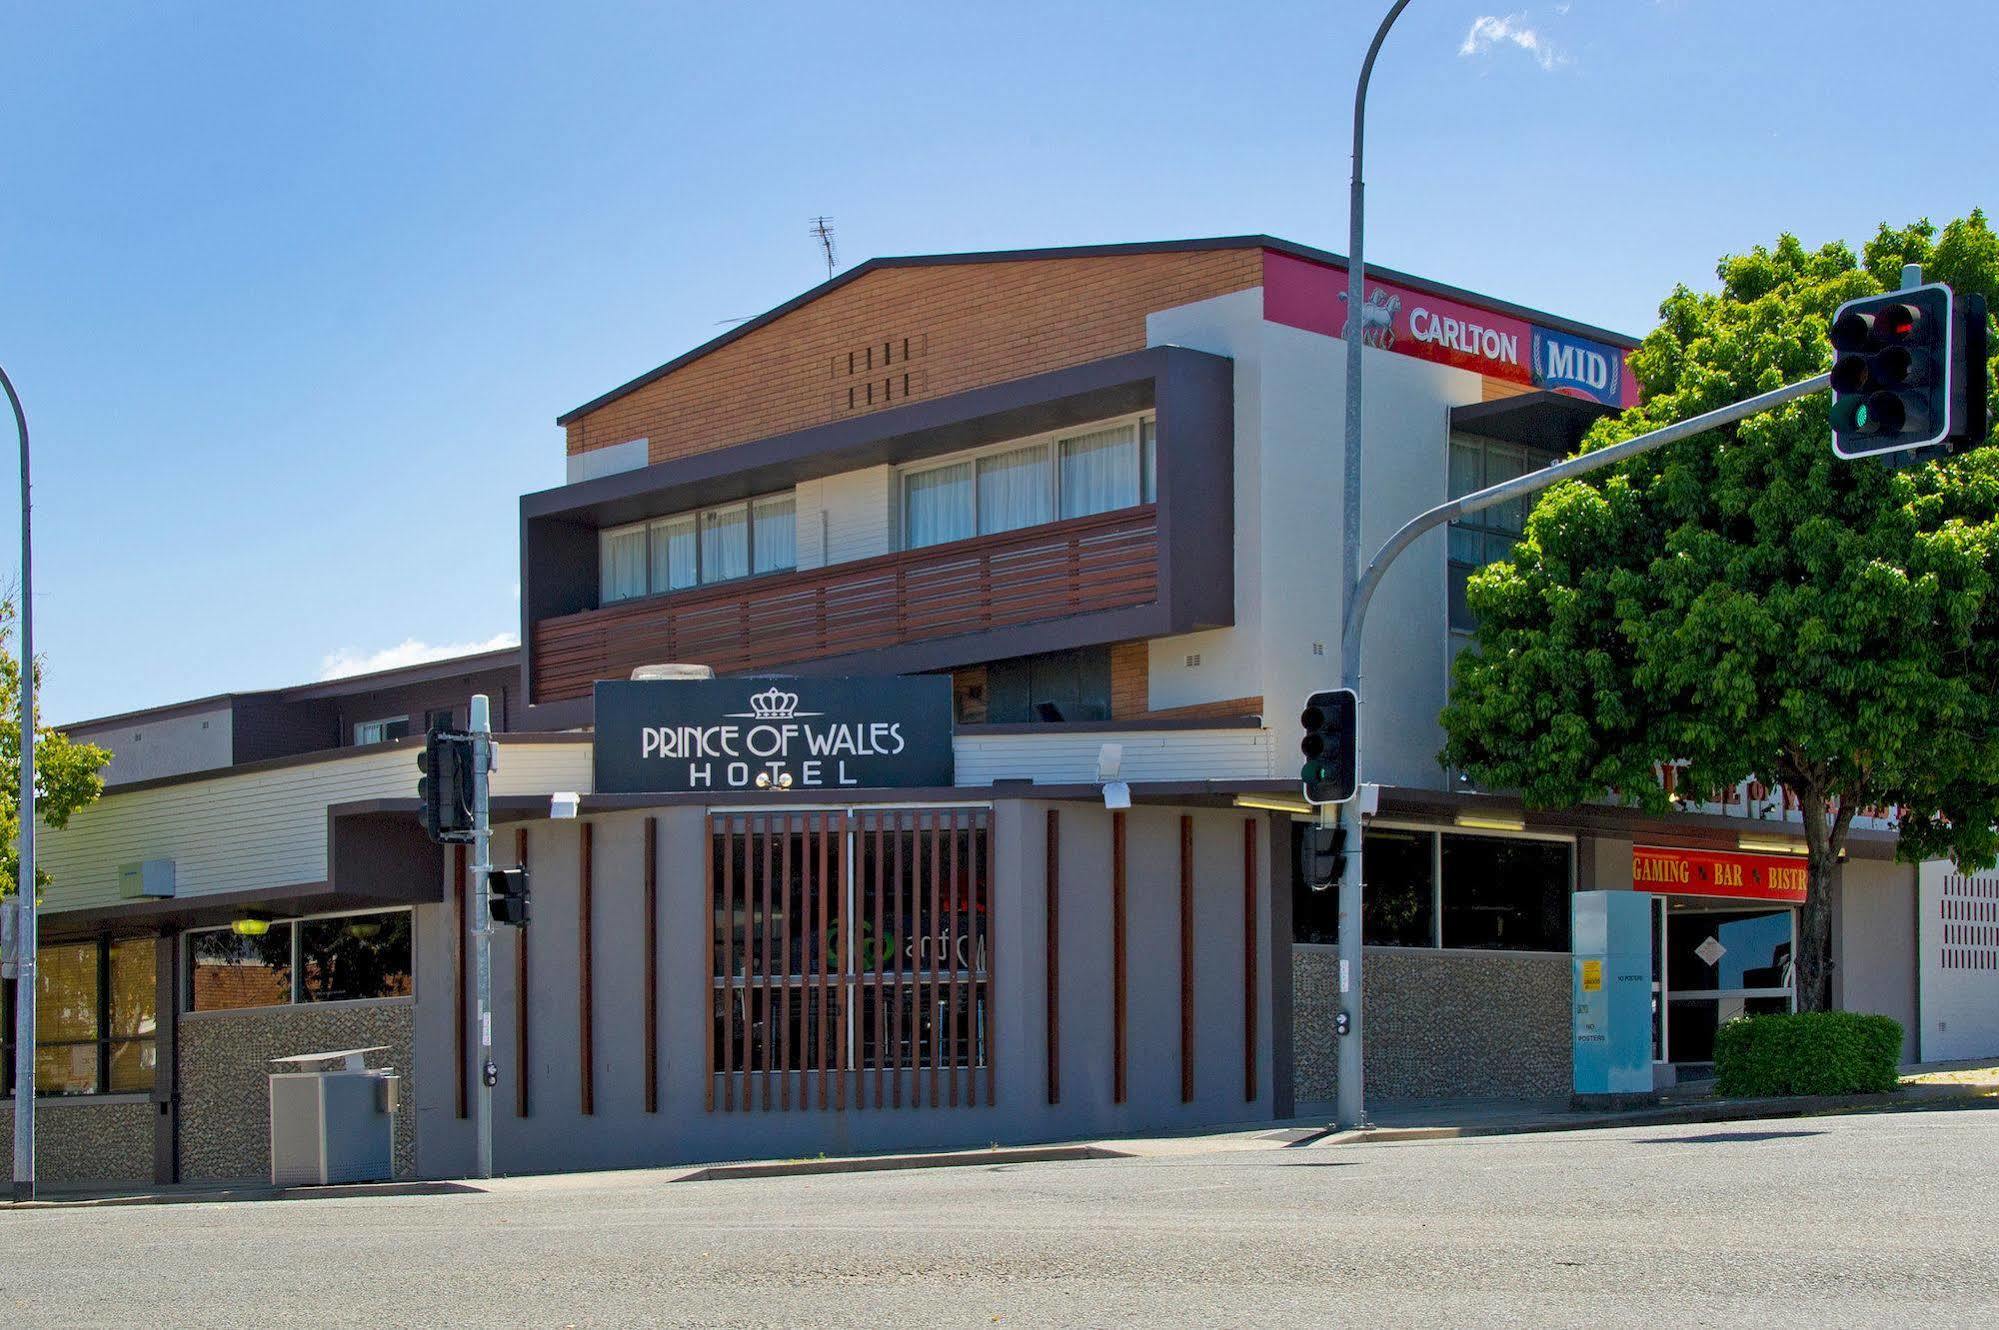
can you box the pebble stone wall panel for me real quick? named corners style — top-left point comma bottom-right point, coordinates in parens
top-left (177, 1000), bottom-right (416, 1183)
top-left (1292, 946), bottom-right (1572, 1104)
top-left (0, 1099), bottom-right (156, 1186)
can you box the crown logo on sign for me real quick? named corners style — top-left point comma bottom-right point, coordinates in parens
top-left (747, 687), bottom-right (800, 720)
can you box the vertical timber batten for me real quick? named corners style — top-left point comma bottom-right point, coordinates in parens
top-left (579, 820), bottom-right (596, 1116)
top-left (1112, 808), bottom-right (1127, 1106)
top-left (1242, 817), bottom-right (1257, 1103)
top-left (1046, 808), bottom-right (1061, 1106)
top-left (643, 817), bottom-right (658, 1115)
top-left (1180, 815), bottom-right (1195, 1104)
top-left (454, 843), bottom-right (468, 1120)
top-left (516, 827), bottom-right (531, 1118)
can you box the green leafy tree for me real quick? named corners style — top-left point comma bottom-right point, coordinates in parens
top-left (1440, 212), bottom-right (1999, 1011)
top-left (0, 596), bottom-right (111, 898)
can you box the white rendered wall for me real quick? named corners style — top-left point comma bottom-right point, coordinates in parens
top-left (1147, 288), bottom-right (1479, 789)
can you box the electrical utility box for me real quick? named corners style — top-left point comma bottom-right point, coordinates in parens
top-left (117, 859), bottom-right (176, 899)
top-left (1571, 891), bottom-right (1655, 1105)
top-left (268, 1047), bottom-right (400, 1186)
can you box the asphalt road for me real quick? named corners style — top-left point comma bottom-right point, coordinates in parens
top-left (3, 1106), bottom-right (1995, 1328)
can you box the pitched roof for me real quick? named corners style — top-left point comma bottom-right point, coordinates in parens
top-left (556, 235), bottom-right (1643, 427)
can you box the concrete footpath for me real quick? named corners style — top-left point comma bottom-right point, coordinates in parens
top-left (12, 1060), bottom-right (1996, 1209)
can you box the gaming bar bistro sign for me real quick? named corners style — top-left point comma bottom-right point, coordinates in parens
top-left (592, 676), bottom-right (955, 794)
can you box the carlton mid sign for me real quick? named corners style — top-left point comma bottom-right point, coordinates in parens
top-left (1261, 250), bottom-right (1640, 408)
top-left (593, 677), bottom-right (954, 794)
top-left (1631, 846), bottom-right (1809, 905)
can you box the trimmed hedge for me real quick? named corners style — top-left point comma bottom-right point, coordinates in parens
top-left (1712, 1011), bottom-right (1904, 1097)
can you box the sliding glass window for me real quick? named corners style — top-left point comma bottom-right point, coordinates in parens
top-left (901, 413), bottom-right (1155, 551)
top-left (600, 491), bottom-right (795, 604)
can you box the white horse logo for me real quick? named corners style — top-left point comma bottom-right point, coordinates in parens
top-left (1337, 288), bottom-right (1400, 350)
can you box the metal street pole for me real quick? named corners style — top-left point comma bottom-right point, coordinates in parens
top-left (1, 365), bottom-right (35, 1202)
top-left (1334, 0), bottom-right (1413, 1133)
top-left (470, 693), bottom-right (494, 1179)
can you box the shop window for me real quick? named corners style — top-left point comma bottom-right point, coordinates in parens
top-left (1440, 834), bottom-right (1572, 952)
top-left (184, 909), bottom-right (412, 1012)
top-left (599, 490), bottom-right (794, 605)
top-left (1, 937), bottom-right (157, 1097)
top-left (1290, 826), bottom-right (1572, 953)
top-left (300, 912), bottom-right (414, 1003)
top-left (900, 413), bottom-right (1155, 551)
top-left (982, 648), bottom-right (1112, 723)
top-left (1290, 825), bottom-right (1434, 947)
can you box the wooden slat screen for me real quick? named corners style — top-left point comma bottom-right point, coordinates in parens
top-left (533, 507), bottom-right (1159, 703)
top-left (708, 807), bottom-right (992, 1111)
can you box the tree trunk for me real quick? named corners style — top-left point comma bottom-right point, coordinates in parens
top-left (1791, 783), bottom-right (1856, 1014)
top-left (1796, 844), bottom-right (1836, 1012)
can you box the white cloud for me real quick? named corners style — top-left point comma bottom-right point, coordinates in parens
top-left (1459, 14), bottom-right (1567, 70)
top-left (319, 632), bottom-right (519, 681)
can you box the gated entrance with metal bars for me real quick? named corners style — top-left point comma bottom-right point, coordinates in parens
top-left (706, 806), bottom-right (994, 1112)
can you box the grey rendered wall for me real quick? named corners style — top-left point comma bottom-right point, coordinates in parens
top-left (0, 1099), bottom-right (156, 1186)
top-left (1292, 945), bottom-right (1573, 1106)
top-left (412, 801), bottom-right (1277, 1179)
top-left (177, 1000), bottom-right (416, 1183)
top-left (1836, 858), bottom-right (1919, 1061)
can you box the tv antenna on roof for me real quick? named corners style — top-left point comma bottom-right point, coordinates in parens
top-left (809, 216), bottom-right (837, 281)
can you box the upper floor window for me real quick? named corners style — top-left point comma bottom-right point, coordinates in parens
top-left (601, 492), bottom-right (796, 605)
top-left (901, 414), bottom-right (1156, 551)
top-left (354, 716), bottom-right (409, 746)
top-left (1447, 437), bottom-right (1541, 645)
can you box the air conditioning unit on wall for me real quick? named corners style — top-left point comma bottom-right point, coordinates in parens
top-left (117, 859), bottom-right (176, 899)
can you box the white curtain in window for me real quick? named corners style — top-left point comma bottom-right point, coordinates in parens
top-left (904, 462), bottom-right (974, 548)
top-left (600, 525), bottom-right (648, 602)
top-left (977, 443), bottom-right (1051, 535)
top-left (649, 514), bottom-right (697, 591)
top-left (1059, 424), bottom-right (1140, 519)
top-left (752, 495), bottom-right (796, 574)
top-left (1140, 418), bottom-right (1157, 503)
top-left (702, 504), bottom-right (749, 582)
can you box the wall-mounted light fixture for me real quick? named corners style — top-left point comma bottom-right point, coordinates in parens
top-left (1738, 833), bottom-right (1808, 856)
top-left (1233, 794), bottom-right (1312, 816)
top-left (230, 911), bottom-right (275, 937)
top-left (1454, 811), bottom-right (1527, 833)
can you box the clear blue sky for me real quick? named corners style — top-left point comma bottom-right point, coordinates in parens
top-left (3, 0), bottom-right (1993, 723)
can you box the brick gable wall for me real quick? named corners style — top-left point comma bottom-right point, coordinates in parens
top-left (566, 248), bottom-right (1265, 464)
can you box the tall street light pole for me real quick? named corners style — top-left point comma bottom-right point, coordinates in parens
top-left (1, 364), bottom-right (36, 1202)
top-left (1334, 0), bottom-right (1412, 1134)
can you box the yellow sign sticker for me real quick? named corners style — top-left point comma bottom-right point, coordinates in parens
top-left (1581, 959), bottom-right (1603, 993)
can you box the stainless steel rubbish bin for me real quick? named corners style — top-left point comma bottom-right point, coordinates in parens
top-left (268, 1046), bottom-right (400, 1186)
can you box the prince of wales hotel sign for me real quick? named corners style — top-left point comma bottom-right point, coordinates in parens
top-left (593, 676), bottom-right (955, 794)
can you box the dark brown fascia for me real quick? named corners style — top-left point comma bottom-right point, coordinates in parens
top-left (555, 234), bottom-right (1641, 428)
top-left (520, 345), bottom-right (1235, 707)
top-left (1449, 392), bottom-right (1621, 454)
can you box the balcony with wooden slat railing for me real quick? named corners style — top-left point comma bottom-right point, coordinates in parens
top-left (530, 506), bottom-right (1160, 704)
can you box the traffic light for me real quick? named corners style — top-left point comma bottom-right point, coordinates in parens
top-left (1829, 283), bottom-right (1989, 461)
top-left (417, 719), bottom-right (477, 844)
top-left (487, 866), bottom-right (530, 927)
top-left (1303, 824), bottom-right (1348, 891)
top-left (1299, 688), bottom-right (1358, 806)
